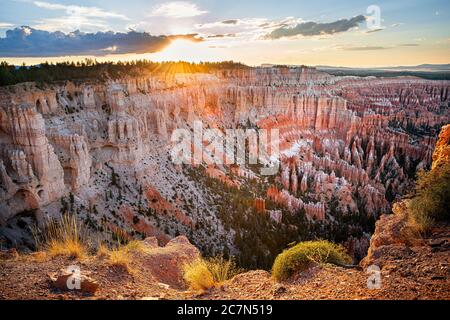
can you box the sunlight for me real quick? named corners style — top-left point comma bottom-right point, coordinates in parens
top-left (150, 39), bottom-right (222, 63)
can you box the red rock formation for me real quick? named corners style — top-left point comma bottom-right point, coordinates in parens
top-left (254, 198), bottom-right (266, 213)
top-left (144, 186), bottom-right (193, 227)
top-left (0, 67), bottom-right (447, 250)
top-left (0, 103), bottom-right (65, 224)
top-left (432, 124), bottom-right (450, 169)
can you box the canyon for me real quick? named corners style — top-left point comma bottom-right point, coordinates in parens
top-left (0, 66), bottom-right (449, 267)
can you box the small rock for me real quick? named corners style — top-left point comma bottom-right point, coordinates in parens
top-left (0, 248), bottom-right (19, 260)
top-left (143, 237), bottom-right (159, 248)
top-left (273, 286), bottom-right (287, 296)
top-left (428, 239), bottom-right (446, 247)
top-left (158, 282), bottom-right (170, 289)
top-left (49, 269), bottom-right (99, 295)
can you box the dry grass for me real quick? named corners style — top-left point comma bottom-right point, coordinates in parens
top-left (33, 214), bottom-right (90, 260)
top-left (404, 209), bottom-right (427, 244)
top-left (99, 241), bottom-right (146, 273)
top-left (205, 256), bottom-right (243, 284)
top-left (31, 213), bottom-right (148, 270)
top-left (108, 247), bottom-right (132, 272)
top-left (96, 244), bottom-right (110, 259)
top-left (48, 239), bottom-right (86, 259)
top-left (29, 251), bottom-right (48, 263)
top-left (183, 256), bottom-right (244, 291)
top-left (123, 240), bottom-right (146, 253)
top-left (183, 258), bottom-right (215, 291)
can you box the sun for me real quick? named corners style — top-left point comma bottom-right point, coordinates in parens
top-left (150, 39), bottom-right (221, 63)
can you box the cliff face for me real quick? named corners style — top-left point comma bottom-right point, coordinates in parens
top-left (0, 67), bottom-right (448, 255)
top-left (432, 124), bottom-right (450, 169)
top-left (0, 104), bottom-right (65, 225)
top-left (361, 124), bottom-right (450, 269)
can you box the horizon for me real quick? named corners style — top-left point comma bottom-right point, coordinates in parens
top-left (0, 0), bottom-right (449, 67)
top-left (3, 58), bottom-right (450, 70)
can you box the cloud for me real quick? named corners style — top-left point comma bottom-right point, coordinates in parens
top-left (398, 43), bottom-right (420, 47)
top-left (265, 15), bottom-right (366, 39)
top-left (33, 16), bottom-right (110, 32)
top-left (365, 28), bottom-right (384, 34)
top-left (206, 34), bottom-right (236, 39)
top-left (0, 26), bottom-right (202, 57)
top-left (341, 45), bottom-right (389, 51)
top-left (149, 2), bottom-right (208, 18)
top-left (0, 23), bottom-right (14, 29)
top-left (30, 1), bottom-right (129, 32)
top-left (195, 18), bottom-right (269, 40)
top-left (33, 1), bottom-right (129, 20)
top-left (221, 20), bottom-right (238, 25)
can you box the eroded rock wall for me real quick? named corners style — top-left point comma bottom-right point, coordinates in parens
top-left (0, 67), bottom-right (448, 254)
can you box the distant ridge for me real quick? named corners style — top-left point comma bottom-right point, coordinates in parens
top-left (316, 63), bottom-right (450, 72)
top-left (315, 64), bottom-right (450, 80)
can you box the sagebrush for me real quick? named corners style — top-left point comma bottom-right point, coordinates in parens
top-left (272, 240), bottom-right (352, 281)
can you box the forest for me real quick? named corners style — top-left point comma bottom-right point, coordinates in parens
top-left (0, 60), bottom-right (249, 86)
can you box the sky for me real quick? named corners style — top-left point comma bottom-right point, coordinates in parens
top-left (0, 0), bottom-right (449, 67)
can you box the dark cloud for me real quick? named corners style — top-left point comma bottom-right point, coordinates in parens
top-left (265, 15), bottom-right (366, 39)
top-left (365, 28), bottom-right (384, 33)
top-left (398, 43), bottom-right (420, 47)
top-left (0, 26), bottom-right (202, 57)
top-left (207, 33), bottom-right (236, 39)
top-left (342, 46), bottom-right (389, 51)
top-left (221, 19), bottom-right (239, 25)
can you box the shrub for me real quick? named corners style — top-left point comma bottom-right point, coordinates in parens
top-left (183, 258), bottom-right (215, 291)
top-left (408, 163), bottom-right (450, 232)
top-left (205, 256), bottom-right (243, 284)
top-left (272, 240), bottom-right (352, 281)
top-left (33, 214), bottom-right (90, 259)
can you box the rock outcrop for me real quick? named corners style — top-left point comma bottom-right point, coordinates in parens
top-left (0, 103), bottom-right (65, 225)
top-left (432, 124), bottom-right (450, 169)
top-left (132, 236), bottom-right (200, 289)
top-left (361, 124), bottom-right (450, 268)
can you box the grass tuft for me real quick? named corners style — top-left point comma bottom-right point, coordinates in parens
top-left (183, 258), bottom-right (215, 291)
top-left (98, 241), bottom-right (145, 273)
top-left (33, 214), bottom-right (89, 259)
top-left (205, 256), bottom-right (243, 284)
top-left (108, 247), bottom-right (132, 272)
top-left (183, 256), bottom-right (244, 291)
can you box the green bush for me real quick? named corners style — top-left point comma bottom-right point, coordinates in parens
top-left (272, 240), bottom-right (352, 281)
top-left (408, 163), bottom-right (450, 232)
